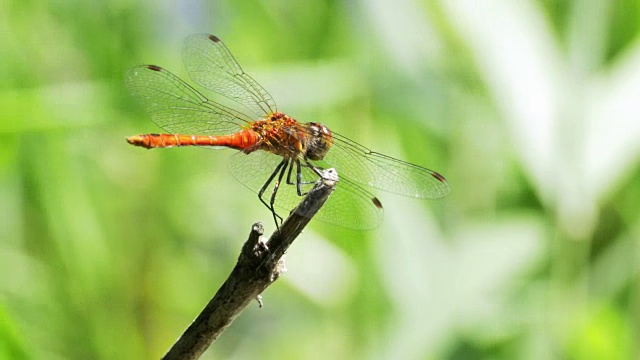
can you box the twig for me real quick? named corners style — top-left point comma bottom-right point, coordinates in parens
top-left (161, 169), bottom-right (339, 360)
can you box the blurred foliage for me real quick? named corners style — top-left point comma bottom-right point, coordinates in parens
top-left (1, 0), bottom-right (640, 359)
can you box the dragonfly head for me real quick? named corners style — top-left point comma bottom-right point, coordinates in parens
top-left (305, 122), bottom-right (333, 161)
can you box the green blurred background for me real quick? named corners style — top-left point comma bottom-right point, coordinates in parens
top-left (2, 0), bottom-right (640, 359)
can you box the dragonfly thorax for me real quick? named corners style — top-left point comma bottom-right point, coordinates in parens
top-left (252, 114), bottom-right (333, 161)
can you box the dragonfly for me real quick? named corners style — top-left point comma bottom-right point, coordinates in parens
top-left (126, 34), bottom-right (450, 230)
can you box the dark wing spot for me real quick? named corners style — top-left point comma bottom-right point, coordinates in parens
top-left (146, 65), bottom-right (162, 71)
top-left (372, 197), bottom-right (383, 209)
top-left (208, 34), bottom-right (221, 42)
top-left (150, 133), bottom-right (160, 137)
top-left (431, 171), bottom-right (447, 182)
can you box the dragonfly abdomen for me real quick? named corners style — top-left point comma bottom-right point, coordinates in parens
top-left (126, 129), bottom-right (261, 150)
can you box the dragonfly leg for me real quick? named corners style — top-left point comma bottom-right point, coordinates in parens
top-left (268, 159), bottom-right (290, 229)
top-left (305, 159), bottom-right (325, 178)
top-left (295, 161), bottom-right (304, 196)
top-left (287, 160), bottom-right (305, 196)
top-left (284, 159), bottom-right (317, 196)
top-left (285, 161), bottom-right (298, 189)
top-left (258, 158), bottom-right (288, 229)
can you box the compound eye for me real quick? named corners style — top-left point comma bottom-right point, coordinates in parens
top-left (308, 124), bottom-right (321, 137)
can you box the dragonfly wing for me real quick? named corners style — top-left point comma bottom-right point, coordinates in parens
top-left (126, 65), bottom-right (251, 135)
top-left (183, 34), bottom-right (277, 118)
top-left (313, 176), bottom-right (383, 230)
top-left (321, 132), bottom-right (450, 199)
top-left (228, 151), bottom-right (383, 229)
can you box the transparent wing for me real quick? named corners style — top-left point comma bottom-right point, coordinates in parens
top-left (318, 132), bottom-right (450, 199)
top-left (228, 151), bottom-right (383, 230)
top-left (183, 34), bottom-right (277, 119)
top-left (126, 65), bottom-right (253, 135)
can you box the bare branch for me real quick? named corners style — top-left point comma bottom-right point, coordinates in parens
top-left (162, 169), bottom-right (338, 360)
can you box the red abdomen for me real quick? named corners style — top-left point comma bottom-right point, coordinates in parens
top-left (126, 129), bottom-right (261, 150)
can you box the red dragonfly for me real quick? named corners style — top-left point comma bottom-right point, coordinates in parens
top-left (126, 34), bottom-right (449, 229)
